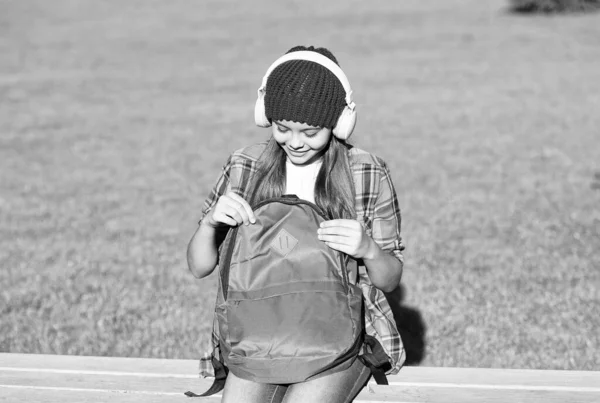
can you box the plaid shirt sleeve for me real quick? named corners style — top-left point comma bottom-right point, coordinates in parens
top-left (198, 149), bottom-right (259, 378)
top-left (197, 152), bottom-right (258, 226)
top-left (197, 156), bottom-right (233, 378)
top-left (352, 151), bottom-right (406, 374)
top-left (197, 155), bottom-right (233, 226)
top-left (371, 160), bottom-right (405, 265)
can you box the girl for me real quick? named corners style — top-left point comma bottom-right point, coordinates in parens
top-left (187, 45), bottom-right (405, 403)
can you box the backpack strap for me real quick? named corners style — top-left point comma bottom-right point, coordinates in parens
top-left (184, 356), bottom-right (228, 397)
top-left (359, 334), bottom-right (391, 385)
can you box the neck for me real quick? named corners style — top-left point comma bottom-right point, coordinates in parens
top-left (287, 156), bottom-right (323, 168)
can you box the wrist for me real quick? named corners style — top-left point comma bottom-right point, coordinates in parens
top-left (362, 238), bottom-right (380, 261)
top-left (199, 218), bottom-right (219, 233)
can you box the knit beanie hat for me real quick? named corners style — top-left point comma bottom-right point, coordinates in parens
top-left (264, 46), bottom-right (347, 129)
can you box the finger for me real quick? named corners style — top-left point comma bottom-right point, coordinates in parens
top-left (212, 211), bottom-right (238, 227)
top-left (318, 233), bottom-right (351, 245)
top-left (222, 196), bottom-right (251, 225)
top-left (323, 241), bottom-right (351, 255)
top-left (224, 208), bottom-right (245, 225)
top-left (319, 219), bottom-right (359, 229)
top-left (227, 192), bottom-right (256, 223)
top-left (317, 224), bottom-right (359, 234)
top-left (317, 228), bottom-right (354, 239)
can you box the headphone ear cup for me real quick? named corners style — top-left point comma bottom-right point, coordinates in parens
top-left (254, 90), bottom-right (271, 127)
top-left (332, 106), bottom-right (357, 140)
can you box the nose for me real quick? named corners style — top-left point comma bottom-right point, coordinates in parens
top-left (288, 132), bottom-right (304, 150)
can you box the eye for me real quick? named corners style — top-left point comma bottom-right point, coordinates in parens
top-left (276, 125), bottom-right (289, 133)
top-left (304, 130), bottom-right (320, 138)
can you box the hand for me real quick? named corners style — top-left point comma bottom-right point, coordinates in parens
top-left (317, 219), bottom-right (377, 260)
top-left (204, 192), bottom-right (256, 228)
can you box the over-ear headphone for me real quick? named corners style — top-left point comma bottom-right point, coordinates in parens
top-left (254, 51), bottom-right (357, 141)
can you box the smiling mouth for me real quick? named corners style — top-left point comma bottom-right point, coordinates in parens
top-left (288, 149), bottom-right (307, 156)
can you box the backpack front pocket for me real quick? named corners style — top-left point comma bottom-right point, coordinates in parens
top-left (226, 283), bottom-right (357, 359)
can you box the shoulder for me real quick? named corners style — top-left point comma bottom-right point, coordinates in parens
top-left (231, 141), bottom-right (268, 161)
top-left (347, 146), bottom-right (401, 220)
top-left (348, 146), bottom-right (390, 174)
top-left (348, 146), bottom-right (398, 207)
top-left (213, 142), bottom-right (267, 198)
top-left (223, 141), bottom-right (268, 169)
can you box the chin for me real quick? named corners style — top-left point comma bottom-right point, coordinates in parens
top-left (287, 154), bottom-right (310, 165)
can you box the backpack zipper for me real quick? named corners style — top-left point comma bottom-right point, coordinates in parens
top-left (255, 197), bottom-right (350, 293)
top-left (220, 196), bottom-right (350, 300)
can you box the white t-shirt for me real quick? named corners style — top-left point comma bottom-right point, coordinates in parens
top-left (285, 159), bottom-right (322, 203)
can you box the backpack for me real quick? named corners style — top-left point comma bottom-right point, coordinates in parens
top-left (185, 195), bottom-right (391, 397)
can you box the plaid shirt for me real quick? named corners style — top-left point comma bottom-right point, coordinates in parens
top-left (197, 142), bottom-right (406, 376)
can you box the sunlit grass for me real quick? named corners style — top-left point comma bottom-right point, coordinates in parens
top-left (1, 0), bottom-right (599, 370)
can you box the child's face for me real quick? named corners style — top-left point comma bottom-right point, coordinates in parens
top-left (272, 120), bottom-right (332, 166)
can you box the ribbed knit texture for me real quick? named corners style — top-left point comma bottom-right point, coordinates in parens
top-left (265, 57), bottom-right (347, 129)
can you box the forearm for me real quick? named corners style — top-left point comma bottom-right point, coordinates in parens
top-left (187, 222), bottom-right (225, 279)
top-left (362, 238), bottom-right (403, 293)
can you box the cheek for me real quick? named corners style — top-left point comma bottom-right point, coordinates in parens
top-left (271, 128), bottom-right (287, 144)
top-left (307, 134), bottom-right (331, 151)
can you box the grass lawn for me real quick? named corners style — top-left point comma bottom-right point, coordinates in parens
top-left (1, 0), bottom-right (599, 370)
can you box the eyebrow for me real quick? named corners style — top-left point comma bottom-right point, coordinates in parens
top-left (275, 122), bottom-right (320, 131)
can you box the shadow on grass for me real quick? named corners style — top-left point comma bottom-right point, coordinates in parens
top-left (592, 172), bottom-right (600, 190)
top-left (385, 284), bottom-right (427, 366)
top-left (505, 0), bottom-right (600, 15)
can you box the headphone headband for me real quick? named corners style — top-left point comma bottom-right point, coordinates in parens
top-left (258, 51), bottom-right (355, 109)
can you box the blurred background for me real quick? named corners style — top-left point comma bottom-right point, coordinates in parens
top-left (1, 0), bottom-right (599, 370)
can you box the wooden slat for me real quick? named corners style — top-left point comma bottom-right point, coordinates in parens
top-left (2, 372), bottom-right (598, 403)
top-left (365, 385), bottom-right (600, 403)
top-left (0, 387), bottom-right (221, 403)
top-left (3, 353), bottom-right (598, 389)
top-left (1, 353), bottom-right (599, 403)
top-left (385, 366), bottom-right (600, 389)
top-left (0, 371), bottom-right (210, 394)
top-left (2, 379), bottom-right (598, 403)
top-left (4, 385), bottom-right (598, 403)
top-left (0, 353), bottom-right (196, 375)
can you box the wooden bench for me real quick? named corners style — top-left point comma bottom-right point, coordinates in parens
top-left (1, 353), bottom-right (598, 402)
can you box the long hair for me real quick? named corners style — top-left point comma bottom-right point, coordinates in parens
top-left (249, 136), bottom-right (356, 220)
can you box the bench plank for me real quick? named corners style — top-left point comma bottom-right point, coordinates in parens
top-left (3, 353), bottom-right (598, 389)
top-left (5, 381), bottom-right (597, 403)
top-left (1, 354), bottom-right (599, 403)
top-left (3, 380), bottom-right (599, 403)
top-left (0, 387), bottom-right (221, 403)
top-left (0, 353), bottom-right (196, 375)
